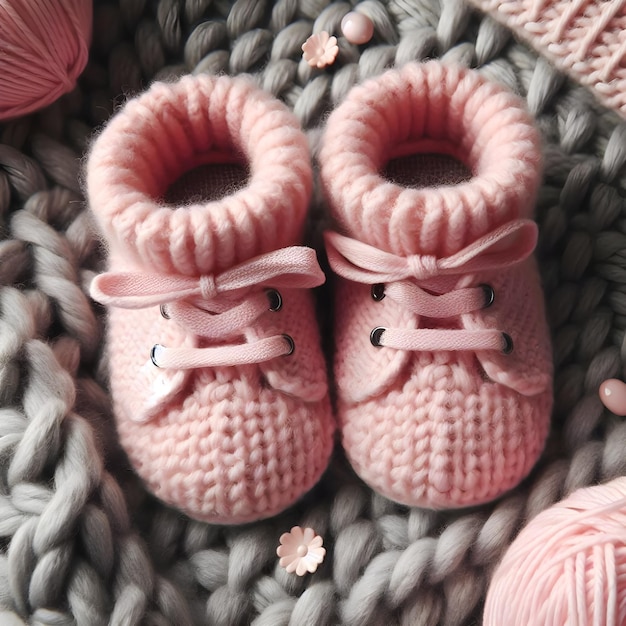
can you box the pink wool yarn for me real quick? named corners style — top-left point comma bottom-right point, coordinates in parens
top-left (0, 0), bottom-right (92, 120)
top-left (484, 477), bottom-right (626, 625)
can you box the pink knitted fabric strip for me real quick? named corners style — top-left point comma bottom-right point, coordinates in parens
top-left (466, 0), bottom-right (626, 118)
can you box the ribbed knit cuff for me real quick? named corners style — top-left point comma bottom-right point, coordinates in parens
top-left (87, 74), bottom-right (312, 275)
top-left (320, 61), bottom-right (542, 258)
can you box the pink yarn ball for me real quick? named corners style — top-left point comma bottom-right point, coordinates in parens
top-left (484, 477), bottom-right (626, 625)
top-left (0, 0), bottom-right (92, 120)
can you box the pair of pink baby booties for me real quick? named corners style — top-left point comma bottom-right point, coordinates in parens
top-left (87, 60), bottom-right (553, 525)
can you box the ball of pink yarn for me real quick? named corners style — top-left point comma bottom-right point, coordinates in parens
top-left (484, 477), bottom-right (626, 625)
top-left (0, 0), bottom-right (92, 120)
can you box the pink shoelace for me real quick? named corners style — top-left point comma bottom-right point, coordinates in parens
top-left (90, 247), bottom-right (325, 369)
top-left (324, 219), bottom-right (539, 353)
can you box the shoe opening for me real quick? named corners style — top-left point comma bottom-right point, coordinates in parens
top-left (164, 161), bottom-right (250, 206)
top-left (384, 153), bottom-right (471, 190)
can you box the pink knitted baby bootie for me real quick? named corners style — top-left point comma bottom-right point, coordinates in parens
top-left (87, 74), bottom-right (335, 524)
top-left (321, 61), bottom-right (553, 509)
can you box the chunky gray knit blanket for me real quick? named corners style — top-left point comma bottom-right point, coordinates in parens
top-left (1, 0), bottom-right (626, 624)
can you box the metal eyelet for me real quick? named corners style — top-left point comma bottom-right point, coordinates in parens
top-left (282, 334), bottom-right (295, 356)
top-left (160, 304), bottom-right (170, 319)
top-left (370, 327), bottom-right (386, 347)
top-left (371, 283), bottom-right (386, 301)
top-left (501, 333), bottom-right (514, 354)
top-left (267, 289), bottom-right (283, 312)
top-left (481, 284), bottom-right (495, 308)
top-left (150, 344), bottom-right (164, 367)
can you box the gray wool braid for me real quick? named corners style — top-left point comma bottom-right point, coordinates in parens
top-left (1, 0), bottom-right (626, 624)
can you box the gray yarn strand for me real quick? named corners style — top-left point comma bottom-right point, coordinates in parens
top-left (0, 175), bottom-right (191, 625)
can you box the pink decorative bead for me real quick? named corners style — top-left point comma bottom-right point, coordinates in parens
top-left (341, 11), bottom-right (374, 45)
top-left (599, 378), bottom-right (626, 416)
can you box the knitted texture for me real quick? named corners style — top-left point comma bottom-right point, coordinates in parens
top-left (87, 73), bottom-right (335, 524)
top-left (466, 0), bottom-right (626, 118)
top-left (321, 60), bottom-right (553, 508)
top-left (1, 0), bottom-right (626, 624)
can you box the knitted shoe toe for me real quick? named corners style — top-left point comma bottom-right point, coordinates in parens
top-left (339, 352), bottom-right (552, 507)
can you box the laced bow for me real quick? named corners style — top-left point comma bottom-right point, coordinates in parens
top-left (324, 219), bottom-right (538, 353)
top-left (90, 247), bottom-right (325, 369)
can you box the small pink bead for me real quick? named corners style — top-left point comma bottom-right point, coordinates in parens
top-left (599, 378), bottom-right (626, 416)
top-left (341, 11), bottom-right (374, 45)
